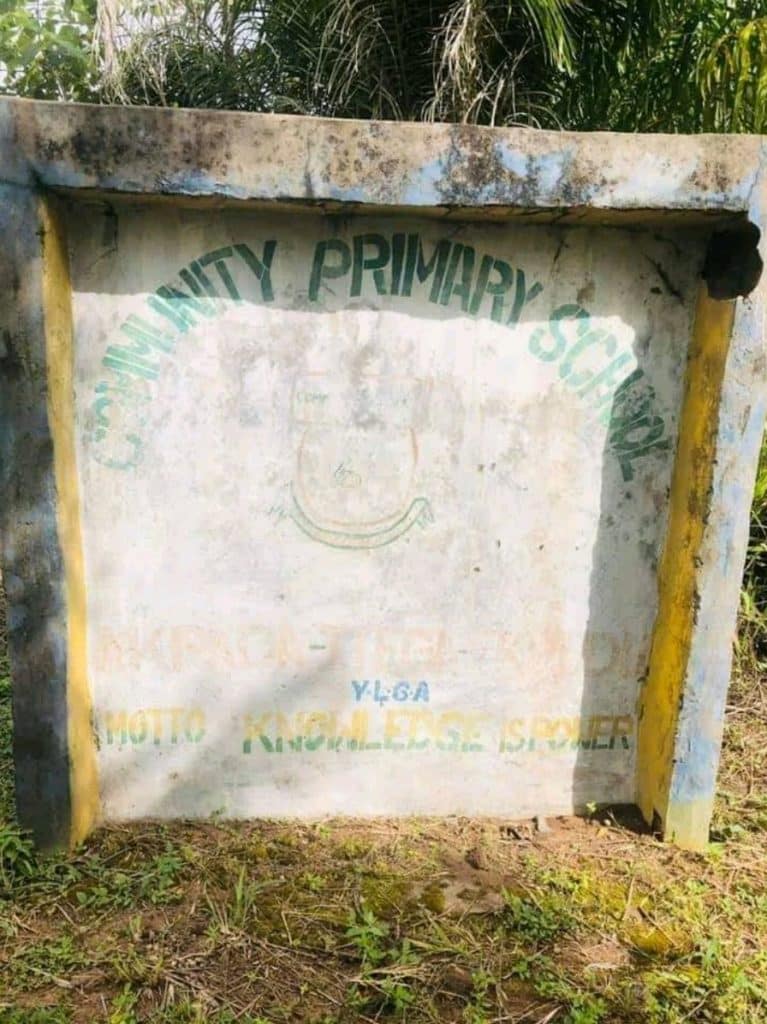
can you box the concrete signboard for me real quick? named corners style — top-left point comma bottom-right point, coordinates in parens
top-left (1, 99), bottom-right (765, 849)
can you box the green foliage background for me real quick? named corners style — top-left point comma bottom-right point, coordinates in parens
top-left (0, 0), bottom-right (97, 99)
top-left (7, 1), bottom-right (767, 131)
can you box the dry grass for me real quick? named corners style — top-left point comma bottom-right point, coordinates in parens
top-left (716, 643), bottom-right (767, 834)
top-left (2, 550), bottom-right (767, 1022)
top-left (2, 715), bottom-right (767, 1024)
top-left (1, 811), bottom-right (767, 1023)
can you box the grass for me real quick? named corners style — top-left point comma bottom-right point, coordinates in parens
top-left (715, 442), bottom-right (767, 839)
top-left (0, 591), bottom-right (14, 826)
top-left (2, 452), bottom-right (767, 1023)
top-left (2, 811), bottom-right (767, 1022)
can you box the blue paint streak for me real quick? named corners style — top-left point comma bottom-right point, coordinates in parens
top-left (324, 183), bottom-right (370, 203)
top-left (400, 158), bottom-right (445, 206)
top-left (668, 731), bottom-right (721, 804)
top-left (496, 144), bottom-right (574, 197)
top-left (400, 144), bottom-right (575, 206)
top-left (156, 171), bottom-right (251, 200)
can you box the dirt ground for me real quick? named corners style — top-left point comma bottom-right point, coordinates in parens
top-left (2, 795), bottom-right (767, 1022)
top-left (2, 583), bottom-right (767, 1022)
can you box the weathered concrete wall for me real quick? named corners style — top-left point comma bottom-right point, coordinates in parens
top-left (68, 205), bottom-right (698, 820)
top-left (2, 99), bottom-right (766, 848)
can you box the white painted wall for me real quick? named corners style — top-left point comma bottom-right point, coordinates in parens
top-left (67, 206), bottom-right (700, 820)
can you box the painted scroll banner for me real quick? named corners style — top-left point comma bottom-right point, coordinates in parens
top-left (67, 207), bottom-right (698, 820)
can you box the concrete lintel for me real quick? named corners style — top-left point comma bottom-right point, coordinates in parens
top-left (0, 97), bottom-right (764, 219)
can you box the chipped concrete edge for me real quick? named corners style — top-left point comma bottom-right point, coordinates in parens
top-left (0, 97), bottom-right (763, 216)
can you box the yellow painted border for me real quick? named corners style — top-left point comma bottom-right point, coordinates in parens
top-left (40, 197), bottom-right (100, 845)
top-left (637, 285), bottom-right (735, 847)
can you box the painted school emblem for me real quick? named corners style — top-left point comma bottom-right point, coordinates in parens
top-left (282, 372), bottom-right (434, 549)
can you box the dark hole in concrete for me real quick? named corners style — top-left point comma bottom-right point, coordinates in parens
top-left (703, 221), bottom-right (763, 300)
